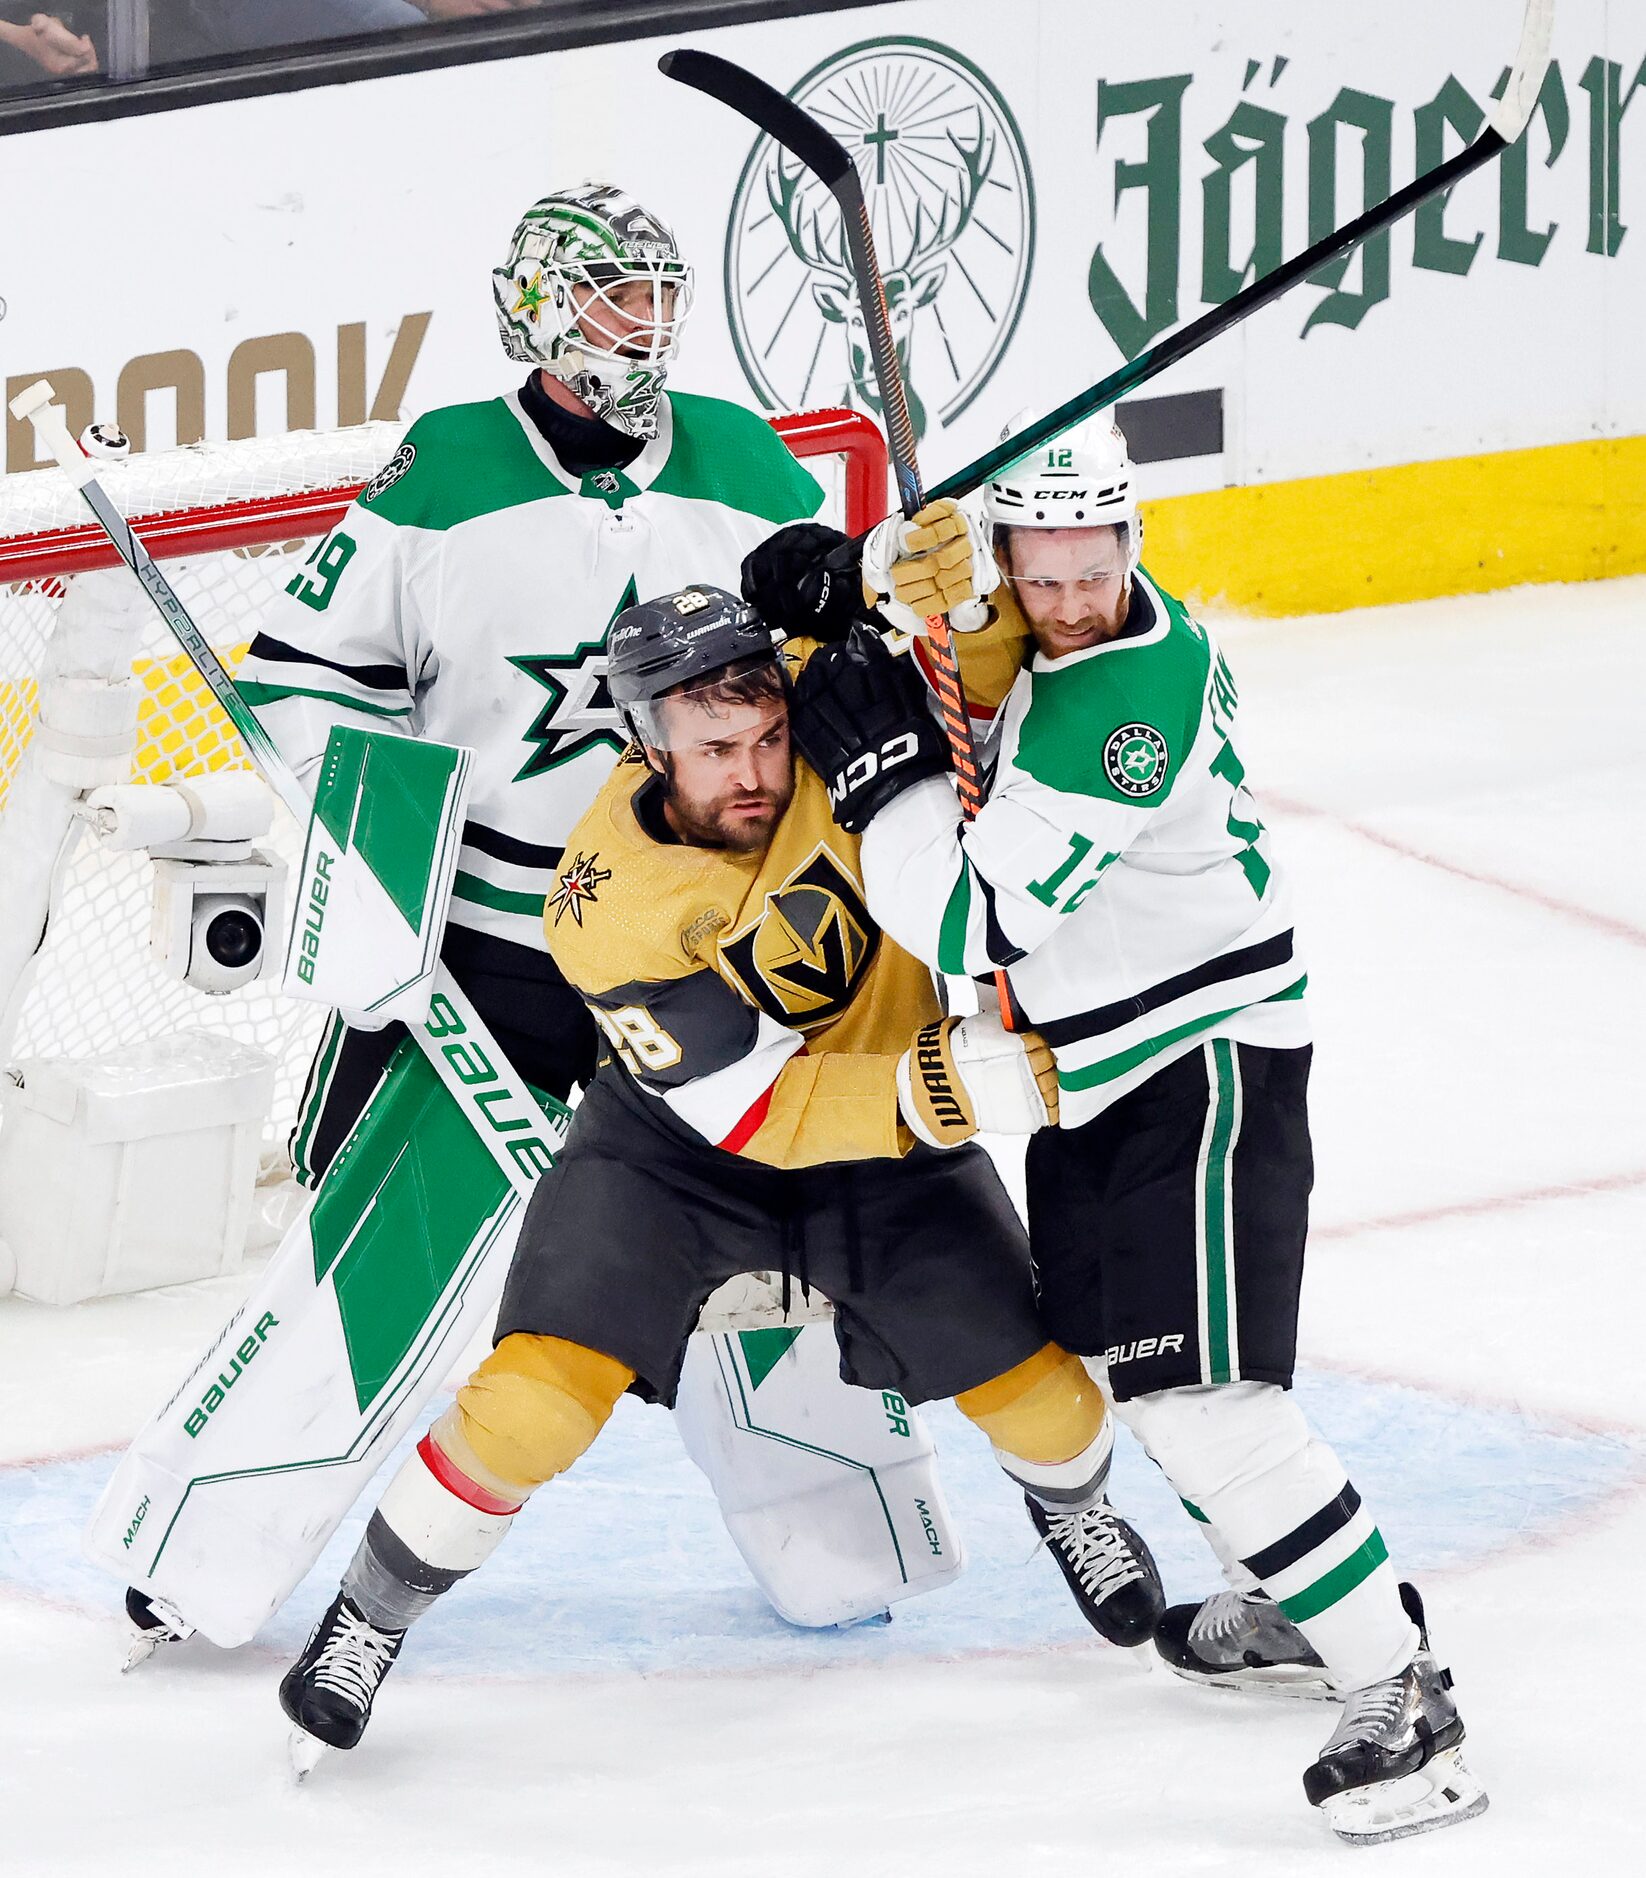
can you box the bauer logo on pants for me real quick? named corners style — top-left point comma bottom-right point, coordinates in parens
top-left (1104, 723), bottom-right (1169, 797)
top-left (724, 38), bottom-right (1035, 444)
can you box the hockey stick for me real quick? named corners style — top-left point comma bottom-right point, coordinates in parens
top-left (930, 0), bottom-right (1555, 501)
top-left (8, 380), bottom-right (567, 1198)
top-left (660, 47), bottom-right (987, 826)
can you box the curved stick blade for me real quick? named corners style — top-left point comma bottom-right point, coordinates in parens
top-left (659, 49), bottom-right (853, 186)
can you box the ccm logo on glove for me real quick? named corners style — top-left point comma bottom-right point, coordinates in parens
top-left (828, 730), bottom-right (922, 807)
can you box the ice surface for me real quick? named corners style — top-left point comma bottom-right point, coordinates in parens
top-left (2, 577), bottom-right (1641, 1874)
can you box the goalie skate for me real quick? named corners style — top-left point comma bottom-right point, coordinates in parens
top-left (120, 1587), bottom-right (194, 1673)
top-left (279, 1592), bottom-right (406, 1772)
top-left (1304, 1587), bottom-right (1487, 1845)
top-left (1153, 1587), bottom-right (1333, 1698)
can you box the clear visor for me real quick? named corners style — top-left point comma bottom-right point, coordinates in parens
top-left (572, 264), bottom-right (695, 364)
top-left (626, 657), bottom-right (788, 751)
top-left (997, 521), bottom-right (1136, 594)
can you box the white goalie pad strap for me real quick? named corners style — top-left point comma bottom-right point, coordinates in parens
top-left (81, 773), bottom-right (274, 852)
top-left (375, 1440), bottom-right (519, 1573)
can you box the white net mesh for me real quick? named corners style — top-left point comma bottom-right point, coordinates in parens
top-left (0, 425), bottom-right (405, 1154)
top-left (0, 411), bottom-right (876, 1165)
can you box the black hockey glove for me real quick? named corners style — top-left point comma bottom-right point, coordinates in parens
top-left (741, 521), bottom-right (866, 642)
top-left (790, 629), bottom-right (951, 833)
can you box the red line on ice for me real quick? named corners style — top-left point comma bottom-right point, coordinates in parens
top-left (1265, 791), bottom-right (1646, 949)
top-left (1316, 1166), bottom-right (1646, 1245)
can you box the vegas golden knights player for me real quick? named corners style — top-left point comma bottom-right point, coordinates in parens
top-left (279, 584), bottom-right (1164, 1760)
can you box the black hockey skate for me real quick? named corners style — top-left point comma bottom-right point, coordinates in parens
top-left (1303, 1585), bottom-right (1487, 1844)
top-left (279, 1592), bottom-right (406, 1774)
top-left (1026, 1494), bottom-right (1165, 1647)
top-left (1153, 1587), bottom-right (1333, 1698)
top-left (121, 1586), bottom-right (194, 1673)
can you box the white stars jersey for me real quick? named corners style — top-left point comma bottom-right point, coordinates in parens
top-left (866, 572), bottom-right (1311, 1126)
top-left (239, 388), bottom-right (821, 950)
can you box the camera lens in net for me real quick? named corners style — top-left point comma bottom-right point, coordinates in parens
top-left (205, 908), bottom-right (262, 970)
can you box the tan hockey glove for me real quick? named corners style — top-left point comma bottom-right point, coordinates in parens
top-left (862, 498), bottom-right (1000, 636)
top-left (897, 1013), bottom-right (1060, 1150)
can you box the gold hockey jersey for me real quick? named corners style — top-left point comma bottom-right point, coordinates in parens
top-left (543, 732), bottom-right (938, 1171)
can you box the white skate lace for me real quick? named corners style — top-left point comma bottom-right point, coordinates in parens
top-left (1189, 1587), bottom-right (1253, 1646)
top-left (311, 1607), bottom-right (400, 1712)
top-left (1332, 1674), bottom-right (1408, 1748)
top-left (1042, 1502), bottom-right (1147, 1602)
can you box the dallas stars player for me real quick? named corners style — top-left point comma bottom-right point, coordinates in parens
top-left (277, 585), bottom-right (1163, 1760)
top-left (122, 181), bottom-right (863, 1662)
top-left (789, 421), bottom-right (1487, 1846)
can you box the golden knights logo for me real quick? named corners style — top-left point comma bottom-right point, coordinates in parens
top-left (547, 851), bottom-right (612, 927)
top-left (725, 39), bottom-right (1035, 442)
top-left (718, 845), bottom-right (879, 1030)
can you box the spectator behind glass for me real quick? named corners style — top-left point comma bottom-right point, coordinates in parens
top-left (0, 8), bottom-right (99, 88)
top-left (172, 0), bottom-right (540, 59)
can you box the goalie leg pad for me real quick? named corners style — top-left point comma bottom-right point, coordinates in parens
top-left (955, 1341), bottom-right (1105, 1468)
top-left (452, 1332), bottom-right (634, 1493)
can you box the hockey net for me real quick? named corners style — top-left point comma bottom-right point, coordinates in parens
top-left (0, 407), bottom-right (887, 1155)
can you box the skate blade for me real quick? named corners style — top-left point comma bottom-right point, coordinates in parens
top-left (120, 1625), bottom-right (183, 1674)
top-left (1322, 1747), bottom-right (1489, 1845)
top-left (1161, 1658), bottom-right (1338, 1701)
top-left (288, 1727), bottom-right (330, 1783)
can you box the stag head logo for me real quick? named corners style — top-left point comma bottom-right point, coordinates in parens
top-left (726, 40), bottom-right (1035, 444)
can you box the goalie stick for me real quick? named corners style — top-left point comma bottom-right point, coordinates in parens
top-left (7, 379), bottom-right (565, 1195)
top-left (930, 0), bottom-right (1556, 503)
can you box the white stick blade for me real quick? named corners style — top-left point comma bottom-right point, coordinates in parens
top-left (6, 378), bottom-right (56, 423)
top-left (1486, 0), bottom-right (1555, 141)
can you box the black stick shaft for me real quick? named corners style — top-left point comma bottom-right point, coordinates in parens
top-left (930, 127), bottom-right (1507, 503)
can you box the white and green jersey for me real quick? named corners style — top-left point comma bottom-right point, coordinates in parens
top-left (240, 389), bottom-right (821, 949)
top-left (862, 571), bottom-right (1309, 1126)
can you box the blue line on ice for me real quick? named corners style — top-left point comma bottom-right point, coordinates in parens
top-left (0, 1365), bottom-right (1636, 1678)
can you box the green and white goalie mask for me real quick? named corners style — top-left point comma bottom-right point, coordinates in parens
top-left (982, 412), bottom-right (1143, 582)
top-left (492, 183), bottom-right (695, 441)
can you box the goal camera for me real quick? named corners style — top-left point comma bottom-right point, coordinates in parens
top-left (150, 852), bottom-right (288, 995)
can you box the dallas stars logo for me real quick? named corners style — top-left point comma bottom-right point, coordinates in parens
top-left (507, 578), bottom-right (636, 781)
top-left (547, 851), bottom-right (612, 927)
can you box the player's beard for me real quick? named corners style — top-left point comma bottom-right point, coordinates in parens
top-left (666, 775), bottom-right (792, 852)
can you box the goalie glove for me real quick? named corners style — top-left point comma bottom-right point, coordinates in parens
top-left (898, 1014), bottom-right (1060, 1150)
top-left (861, 498), bottom-right (1000, 636)
top-left (789, 629), bottom-right (949, 833)
top-left (741, 521), bottom-right (865, 642)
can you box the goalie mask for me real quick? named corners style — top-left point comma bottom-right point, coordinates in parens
top-left (981, 412), bottom-right (1142, 576)
top-left (492, 183), bottom-right (695, 441)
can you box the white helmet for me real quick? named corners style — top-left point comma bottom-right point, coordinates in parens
top-left (492, 182), bottom-right (695, 441)
top-left (981, 412), bottom-right (1142, 574)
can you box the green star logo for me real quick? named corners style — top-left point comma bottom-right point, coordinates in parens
top-left (507, 578), bottom-right (636, 782)
top-left (511, 268), bottom-right (551, 319)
